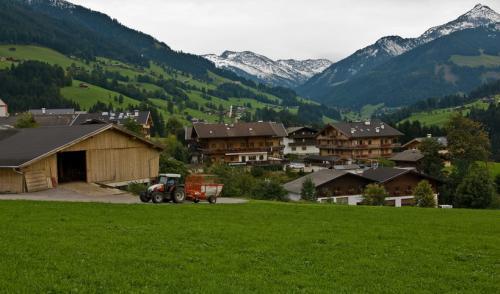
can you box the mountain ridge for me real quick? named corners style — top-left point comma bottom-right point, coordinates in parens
top-left (298, 4), bottom-right (500, 102)
top-left (203, 51), bottom-right (331, 88)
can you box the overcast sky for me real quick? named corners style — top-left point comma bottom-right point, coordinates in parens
top-left (70, 0), bottom-right (499, 61)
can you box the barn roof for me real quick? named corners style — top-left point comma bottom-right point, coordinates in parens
top-left (320, 120), bottom-right (403, 138)
top-left (0, 124), bottom-right (163, 168)
top-left (361, 167), bottom-right (439, 183)
top-left (283, 169), bottom-right (370, 194)
top-left (188, 122), bottom-right (287, 139)
top-left (71, 111), bottom-right (151, 126)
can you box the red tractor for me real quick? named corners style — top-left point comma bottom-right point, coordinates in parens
top-left (140, 174), bottom-right (223, 204)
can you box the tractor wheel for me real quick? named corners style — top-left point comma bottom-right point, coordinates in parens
top-left (139, 192), bottom-right (151, 203)
top-left (208, 196), bottom-right (217, 204)
top-left (151, 192), bottom-right (164, 204)
top-left (173, 189), bottom-right (185, 203)
top-left (193, 199), bottom-right (200, 204)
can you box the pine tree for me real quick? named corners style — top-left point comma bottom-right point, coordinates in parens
top-left (413, 180), bottom-right (436, 208)
top-left (300, 177), bottom-right (316, 201)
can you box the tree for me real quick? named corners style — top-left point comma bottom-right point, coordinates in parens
top-left (495, 174), bottom-right (500, 194)
top-left (446, 114), bottom-right (490, 174)
top-left (159, 156), bottom-right (189, 179)
top-left (165, 117), bottom-right (184, 140)
top-left (300, 177), bottom-right (317, 201)
top-left (419, 138), bottom-right (444, 178)
top-left (122, 117), bottom-right (143, 136)
top-left (455, 164), bottom-right (495, 209)
top-left (413, 180), bottom-right (436, 208)
top-left (15, 112), bottom-right (38, 128)
top-left (363, 184), bottom-right (388, 206)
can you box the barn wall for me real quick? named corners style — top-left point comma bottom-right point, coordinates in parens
top-left (63, 129), bottom-right (160, 183)
top-left (0, 169), bottom-right (23, 193)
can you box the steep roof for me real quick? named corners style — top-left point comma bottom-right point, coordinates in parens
top-left (286, 126), bottom-right (317, 135)
top-left (390, 150), bottom-right (424, 162)
top-left (190, 122), bottom-right (287, 139)
top-left (0, 98), bottom-right (6, 106)
top-left (361, 167), bottom-right (440, 184)
top-left (283, 169), bottom-right (370, 194)
top-left (0, 124), bottom-right (162, 168)
top-left (322, 120), bottom-right (403, 138)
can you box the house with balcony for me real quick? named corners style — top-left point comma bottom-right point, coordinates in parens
top-left (316, 120), bottom-right (403, 162)
top-left (284, 126), bottom-right (319, 156)
top-left (185, 122), bottom-right (287, 164)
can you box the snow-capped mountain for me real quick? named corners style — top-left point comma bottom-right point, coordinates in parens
top-left (25, 0), bottom-right (76, 9)
top-left (204, 51), bottom-right (331, 88)
top-left (299, 3), bottom-right (500, 98)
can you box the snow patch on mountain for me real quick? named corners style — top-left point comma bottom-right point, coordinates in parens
top-left (204, 51), bottom-right (331, 88)
top-left (25, 0), bottom-right (75, 9)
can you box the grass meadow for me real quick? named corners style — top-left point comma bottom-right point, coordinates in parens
top-left (0, 201), bottom-right (498, 293)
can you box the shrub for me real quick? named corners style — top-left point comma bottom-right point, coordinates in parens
top-left (413, 180), bottom-right (436, 208)
top-left (300, 177), bottom-right (317, 202)
top-left (495, 174), bottom-right (500, 194)
top-left (159, 156), bottom-right (189, 178)
top-left (127, 182), bottom-right (147, 195)
top-left (253, 179), bottom-right (288, 201)
top-left (363, 184), bottom-right (388, 206)
top-left (455, 164), bottom-right (495, 209)
top-left (15, 112), bottom-right (38, 128)
top-left (251, 167), bottom-right (265, 178)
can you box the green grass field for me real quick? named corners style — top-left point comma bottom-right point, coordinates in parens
top-left (0, 201), bottom-right (498, 293)
top-left (61, 80), bottom-right (139, 110)
top-left (450, 54), bottom-right (500, 68)
top-left (402, 98), bottom-right (496, 126)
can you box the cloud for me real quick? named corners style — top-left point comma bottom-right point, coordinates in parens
top-left (69, 0), bottom-right (500, 61)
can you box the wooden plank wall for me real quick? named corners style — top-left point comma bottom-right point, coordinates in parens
top-left (0, 169), bottom-right (23, 193)
top-left (64, 129), bottom-right (160, 183)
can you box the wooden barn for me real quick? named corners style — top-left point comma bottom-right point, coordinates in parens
top-left (0, 124), bottom-right (163, 193)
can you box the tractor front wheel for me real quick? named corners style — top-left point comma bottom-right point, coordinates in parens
top-left (208, 196), bottom-right (217, 204)
top-left (173, 189), bottom-right (185, 203)
top-left (139, 192), bottom-right (151, 203)
top-left (151, 192), bottom-right (164, 204)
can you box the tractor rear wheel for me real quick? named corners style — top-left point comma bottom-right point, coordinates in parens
top-left (208, 196), bottom-right (217, 204)
top-left (173, 189), bottom-right (185, 203)
top-left (151, 192), bottom-right (164, 204)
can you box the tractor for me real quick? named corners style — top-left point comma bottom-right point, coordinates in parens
top-left (140, 174), bottom-right (186, 204)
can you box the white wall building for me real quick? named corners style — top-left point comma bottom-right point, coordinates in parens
top-left (284, 127), bottom-right (319, 156)
top-left (0, 99), bottom-right (8, 117)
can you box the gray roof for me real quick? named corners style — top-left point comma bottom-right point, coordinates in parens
top-left (189, 122), bottom-right (287, 139)
top-left (323, 120), bottom-right (403, 138)
top-left (283, 169), bottom-right (366, 194)
top-left (71, 111), bottom-right (151, 126)
top-left (29, 108), bottom-right (75, 115)
top-left (362, 167), bottom-right (410, 183)
top-left (390, 150), bottom-right (424, 162)
top-left (304, 155), bottom-right (339, 162)
top-left (0, 124), bottom-right (162, 168)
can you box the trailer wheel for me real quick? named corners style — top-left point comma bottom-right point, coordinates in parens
top-left (208, 196), bottom-right (217, 204)
top-left (193, 199), bottom-right (200, 204)
top-left (151, 192), bottom-right (164, 204)
top-left (173, 189), bottom-right (185, 203)
top-left (139, 192), bottom-right (151, 203)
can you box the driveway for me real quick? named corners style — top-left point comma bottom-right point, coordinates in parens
top-left (0, 183), bottom-right (248, 205)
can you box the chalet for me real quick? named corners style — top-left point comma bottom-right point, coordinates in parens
top-left (0, 99), bottom-right (8, 117)
top-left (283, 167), bottom-right (440, 207)
top-left (283, 169), bottom-right (373, 202)
top-left (185, 122), bottom-right (287, 164)
top-left (390, 149), bottom-right (424, 169)
top-left (284, 127), bottom-right (319, 156)
top-left (316, 120), bottom-right (403, 162)
top-left (403, 135), bottom-right (448, 152)
top-left (0, 124), bottom-right (163, 194)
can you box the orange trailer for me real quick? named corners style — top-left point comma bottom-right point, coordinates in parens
top-left (185, 174), bottom-right (224, 204)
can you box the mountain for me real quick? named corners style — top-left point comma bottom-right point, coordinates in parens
top-left (204, 51), bottom-right (331, 88)
top-left (298, 4), bottom-right (500, 106)
top-left (0, 0), bottom-right (342, 129)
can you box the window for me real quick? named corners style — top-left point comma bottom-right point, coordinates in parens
top-left (302, 146), bottom-right (307, 151)
top-left (249, 155), bottom-right (257, 161)
top-left (259, 155), bottom-right (264, 160)
top-left (368, 140), bottom-right (372, 145)
top-left (249, 142), bottom-right (254, 147)
top-left (211, 144), bottom-right (217, 149)
top-left (259, 142), bottom-right (264, 147)
top-left (292, 147), bottom-right (297, 151)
